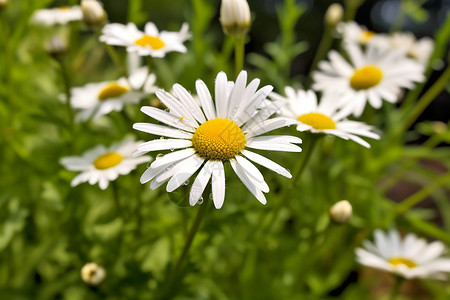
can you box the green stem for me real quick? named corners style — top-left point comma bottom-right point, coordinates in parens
top-left (398, 64), bottom-right (450, 135)
top-left (378, 134), bottom-right (442, 193)
top-left (234, 34), bottom-right (245, 77)
top-left (344, 0), bottom-right (364, 21)
top-left (381, 171), bottom-right (450, 225)
top-left (157, 194), bottom-right (209, 299)
top-left (306, 26), bottom-right (333, 88)
top-left (389, 276), bottom-right (404, 300)
top-left (263, 135), bottom-right (320, 233)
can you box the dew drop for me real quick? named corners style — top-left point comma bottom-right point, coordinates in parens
top-left (183, 180), bottom-right (190, 186)
top-left (170, 148), bottom-right (175, 152)
top-left (209, 193), bottom-right (213, 200)
top-left (198, 197), bottom-right (204, 204)
top-left (160, 137), bottom-right (164, 140)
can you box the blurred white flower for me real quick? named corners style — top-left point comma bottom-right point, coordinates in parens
top-left (133, 71), bottom-right (302, 209)
top-left (69, 68), bottom-right (158, 121)
top-left (61, 138), bottom-right (151, 190)
top-left (325, 3), bottom-right (343, 27)
top-left (329, 200), bottom-right (352, 223)
top-left (81, 263), bottom-right (106, 286)
top-left (389, 32), bottom-right (434, 66)
top-left (0, 0), bottom-right (8, 10)
top-left (31, 6), bottom-right (83, 26)
top-left (46, 35), bottom-right (67, 57)
top-left (337, 21), bottom-right (386, 45)
top-left (356, 229), bottom-right (450, 280)
top-left (272, 89), bottom-right (380, 148)
top-left (100, 22), bottom-right (190, 57)
top-left (220, 0), bottom-right (251, 35)
top-left (312, 42), bottom-right (424, 117)
top-left (81, 0), bottom-right (107, 27)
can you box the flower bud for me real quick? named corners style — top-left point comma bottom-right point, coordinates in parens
top-left (329, 200), bottom-right (352, 223)
top-left (0, 0), bottom-right (7, 10)
top-left (220, 0), bottom-right (251, 36)
top-left (325, 3), bottom-right (343, 27)
top-left (81, 262), bottom-right (106, 286)
top-left (81, 0), bottom-right (107, 27)
top-left (47, 36), bottom-right (67, 58)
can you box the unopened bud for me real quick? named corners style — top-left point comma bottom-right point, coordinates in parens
top-left (329, 200), bottom-right (352, 223)
top-left (220, 0), bottom-right (251, 36)
top-left (81, 0), bottom-right (107, 27)
top-left (0, 0), bottom-right (8, 10)
top-left (81, 262), bottom-right (106, 286)
top-left (47, 36), bottom-right (67, 58)
top-left (325, 3), bottom-right (343, 27)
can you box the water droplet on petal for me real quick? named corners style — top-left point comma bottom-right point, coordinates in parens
top-left (198, 197), bottom-right (204, 204)
top-left (170, 148), bottom-right (175, 152)
top-left (183, 180), bottom-right (189, 185)
top-left (209, 193), bottom-right (213, 200)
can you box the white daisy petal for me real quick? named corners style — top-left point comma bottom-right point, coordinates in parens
top-left (189, 160), bottom-right (214, 206)
top-left (242, 149), bottom-right (292, 178)
top-left (136, 139), bottom-right (192, 152)
top-left (166, 155), bottom-right (204, 192)
top-left (211, 161), bottom-right (226, 209)
top-left (133, 123), bottom-right (193, 139)
top-left (196, 79), bottom-right (216, 120)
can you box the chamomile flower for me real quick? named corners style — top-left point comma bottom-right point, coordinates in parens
top-left (312, 42), bottom-right (425, 117)
top-left (31, 6), bottom-right (83, 26)
top-left (133, 71), bottom-right (302, 209)
top-left (70, 68), bottom-right (157, 121)
top-left (273, 89), bottom-right (380, 147)
top-left (336, 21), bottom-right (386, 45)
top-left (356, 229), bottom-right (450, 280)
top-left (389, 32), bottom-right (434, 66)
top-left (61, 138), bottom-right (151, 190)
top-left (100, 22), bottom-right (190, 57)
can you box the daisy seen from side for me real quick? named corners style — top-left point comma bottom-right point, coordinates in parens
top-left (70, 67), bottom-right (157, 121)
top-left (133, 70), bottom-right (302, 209)
top-left (100, 22), bottom-right (190, 57)
top-left (31, 6), bottom-right (83, 26)
top-left (336, 21), bottom-right (386, 46)
top-left (389, 32), bottom-right (434, 66)
top-left (272, 89), bottom-right (380, 148)
top-left (356, 229), bottom-right (450, 280)
top-left (61, 138), bottom-right (151, 190)
top-left (312, 42), bottom-right (425, 117)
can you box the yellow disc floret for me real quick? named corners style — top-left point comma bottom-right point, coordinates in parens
top-left (360, 30), bottom-right (376, 44)
top-left (94, 152), bottom-right (123, 170)
top-left (350, 65), bottom-right (383, 90)
top-left (388, 257), bottom-right (417, 268)
top-left (98, 83), bottom-right (129, 101)
top-left (135, 35), bottom-right (165, 50)
top-left (297, 112), bottom-right (336, 130)
top-left (192, 119), bottom-right (246, 161)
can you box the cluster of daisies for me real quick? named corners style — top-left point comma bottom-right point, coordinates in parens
top-left (30, 1), bottom-right (450, 282)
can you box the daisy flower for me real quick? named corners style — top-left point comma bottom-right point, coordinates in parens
top-left (389, 32), bottom-right (434, 66)
top-left (336, 21), bottom-right (386, 46)
top-left (272, 89), bottom-right (380, 148)
top-left (312, 42), bottom-right (425, 117)
top-left (100, 22), bottom-right (190, 57)
top-left (31, 6), bottom-right (83, 26)
top-left (61, 138), bottom-right (151, 190)
top-left (133, 71), bottom-right (302, 209)
top-left (356, 229), bottom-right (450, 280)
top-left (70, 67), bottom-right (158, 121)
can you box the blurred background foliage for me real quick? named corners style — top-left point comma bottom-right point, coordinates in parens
top-left (0, 0), bottom-right (450, 299)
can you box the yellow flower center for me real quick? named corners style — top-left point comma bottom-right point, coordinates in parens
top-left (57, 6), bottom-right (70, 10)
top-left (350, 65), bottom-right (383, 90)
top-left (388, 257), bottom-right (417, 268)
top-left (297, 112), bottom-right (336, 130)
top-left (98, 83), bottom-right (129, 101)
top-left (360, 30), bottom-right (376, 44)
top-left (135, 35), bottom-right (165, 50)
top-left (192, 119), bottom-right (246, 161)
top-left (93, 152), bottom-right (123, 170)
